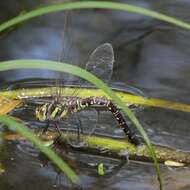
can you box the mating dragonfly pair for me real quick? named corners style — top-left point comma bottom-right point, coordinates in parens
top-left (35, 43), bottom-right (142, 146)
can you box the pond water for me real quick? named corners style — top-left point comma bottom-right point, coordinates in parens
top-left (0, 0), bottom-right (190, 190)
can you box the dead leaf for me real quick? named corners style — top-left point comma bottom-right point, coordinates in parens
top-left (164, 160), bottom-right (185, 167)
top-left (0, 95), bottom-right (22, 114)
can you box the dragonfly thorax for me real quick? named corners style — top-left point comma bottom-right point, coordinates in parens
top-left (36, 101), bottom-right (70, 122)
top-left (36, 104), bottom-right (48, 121)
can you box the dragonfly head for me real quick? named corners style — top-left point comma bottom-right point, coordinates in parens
top-left (36, 104), bottom-right (48, 121)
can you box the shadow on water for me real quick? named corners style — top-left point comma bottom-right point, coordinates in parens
top-left (0, 0), bottom-right (190, 189)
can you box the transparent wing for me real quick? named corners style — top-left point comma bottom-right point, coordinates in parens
top-left (55, 9), bottom-right (74, 101)
top-left (64, 43), bottom-right (114, 144)
top-left (69, 43), bottom-right (114, 96)
top-left (85, 43), bottom-right (114, 83)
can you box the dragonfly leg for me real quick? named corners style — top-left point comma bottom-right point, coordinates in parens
top-left (51, 122), bottom-right (63, 150)
top-left (42, 120), bottom-right (51, 134)
top-left (54, 122), bottom-right (62, 136)
top-left (70, 113), bottom-right (83, 143)
top-left (90, 109), bottom-right (99, 135)
top-left (75, 113), bottom-right (83, 142)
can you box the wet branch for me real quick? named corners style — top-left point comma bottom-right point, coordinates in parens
top-left (1, 130), bottom-right (190, 166)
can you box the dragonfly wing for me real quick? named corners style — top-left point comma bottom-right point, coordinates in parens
top-left (85, 43), bottom-right (114, 83)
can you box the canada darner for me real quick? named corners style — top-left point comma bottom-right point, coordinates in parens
top-left (35, 43), bottom-right (141, 146)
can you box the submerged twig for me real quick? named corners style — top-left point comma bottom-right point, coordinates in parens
top-left (2, 130), bottom-right (190, 166)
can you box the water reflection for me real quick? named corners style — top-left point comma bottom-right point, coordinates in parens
top-left (0, 0), bottom-right (190, 189)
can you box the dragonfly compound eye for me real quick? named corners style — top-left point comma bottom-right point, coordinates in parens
top-left (35, 104), bottom-right (47, 121)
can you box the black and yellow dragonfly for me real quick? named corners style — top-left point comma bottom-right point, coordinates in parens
top-left (35, 43), bottom-right (141, 146)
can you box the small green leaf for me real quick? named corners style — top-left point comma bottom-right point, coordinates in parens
top-left (98, 163), bottom-right (105, 176)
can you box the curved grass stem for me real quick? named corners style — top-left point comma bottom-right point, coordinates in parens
top-left (0, 115), bottom-right (80, 185)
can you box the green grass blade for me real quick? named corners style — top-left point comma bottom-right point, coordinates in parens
top-left (0, 1), bottom-right (190, 34)
top-left (0, 60), bottom-right (163, 189)
top-left (0, 115), bottom-right (80, 184)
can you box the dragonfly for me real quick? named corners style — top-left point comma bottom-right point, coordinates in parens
top-left (35, 43), bottom-right (142, 146)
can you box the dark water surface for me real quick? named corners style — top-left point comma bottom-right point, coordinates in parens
top-left (0, 0), bottom-right (190, 190)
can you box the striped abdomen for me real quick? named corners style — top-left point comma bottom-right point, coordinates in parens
top-left (83, 97), bottom-right (141, 146)
top-left (36, 97), bottom-right (141, 145)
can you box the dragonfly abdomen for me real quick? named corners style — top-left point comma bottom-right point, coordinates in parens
top-left (83, 97), bottom-right (141, 145)
top-left (106, 101), bottom-right (141, 145)
top-left (36, 97), bottom-right (141, 145)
